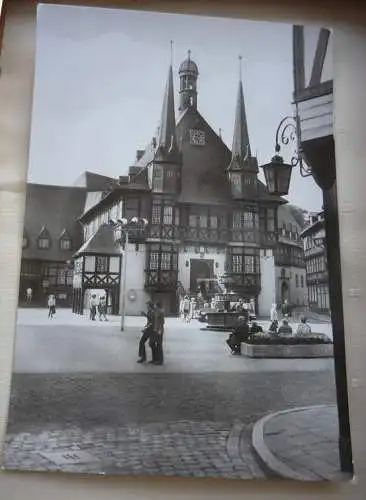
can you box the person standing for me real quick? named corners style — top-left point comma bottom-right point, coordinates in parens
top-left (137, 301), bottom-right (155, 363)
top-left (182, 295), bottom-right (190, 322)
top-left (26, 287), bottom-right (33, 303)
top-left (98, 296), bottom-right (108, 321)
top-left (90, 293), bottom-right (99, 321)
top-left (48, 294), bottom-right (56, 319)
top-left (150, 301), bottom-right (165, 365)
top-left (270, 303), bottom-right (278, 322)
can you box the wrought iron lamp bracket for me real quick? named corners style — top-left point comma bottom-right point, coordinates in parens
top-left (275, 116), bottom-right (312, 178)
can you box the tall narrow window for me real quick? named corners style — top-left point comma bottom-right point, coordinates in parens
top-left (198, 215), bottom-right (208, 228)
top-left (96, 256), bottom-right (109, 273)
top-left (37, 227), bottom-right (51, 249)
top-left (152, 165), bottom-right (164, 192)
top-left (60, 239), bottom-right (71, 250)
top-left (163, 206), bottom-right (173, 225)
top-left (59, 229), bottom-right (72, 251)
top-left (232, 255), bottom-right (242, 273)
top-left (267, 208), bottom-right (275, 232)
top-left (209, 216), bottom-right (218, 228)
top-left (244, 256), bottom-right (255, 273)
top-left (230, 173), bottom-right (242, 196)
top-left (152, 202), bottom-right (161, 225)
top-left (189, 215), bottom-right (197, 227)
top-left (149, 251), bottom-right (159, 270)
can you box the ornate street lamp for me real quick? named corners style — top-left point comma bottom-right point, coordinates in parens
top-left (260, 115), bottom-right (353, 474)
top-left (260, 116), bottom-right (312, 196)
top-left (109, 217), bottom-right (149, 331)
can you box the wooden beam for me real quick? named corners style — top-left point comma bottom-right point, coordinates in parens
top-left (0, 0), bottom-right (8, 56)
top-left (293, 25), bottom-right (305, 93)
top-left (309, 28), bottom-right (330, 87)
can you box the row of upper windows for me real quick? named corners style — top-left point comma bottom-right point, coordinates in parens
top-left (151, 202), bottom-right (276, 231)
top-left (84, 196), bottom-right (279, 243)
top-left (23, 235), bottom-right (72, 251)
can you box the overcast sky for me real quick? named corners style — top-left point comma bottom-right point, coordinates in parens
top-left (28, 4), bottom-right (323, 212)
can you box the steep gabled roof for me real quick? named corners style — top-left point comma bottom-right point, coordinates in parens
top-left (73, 171), bottom-right (118, 191)
top-left (73, 223), bottom-right (120, 257)
top-left (22, 183), bottom-right (86, 261)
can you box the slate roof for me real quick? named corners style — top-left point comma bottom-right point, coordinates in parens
top-left (73, 171), bottom-right (118, 191)
top-left (278, 204), bottom-right (307, 229)
top-left (22, 183), bottom-right (86, 262)
top-left (175, 107), bottom-right (285, 206)
top-left (73, 223), bottom-right (120, 257)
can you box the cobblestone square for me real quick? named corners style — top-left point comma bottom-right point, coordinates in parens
top-left (1, 309), bottom-right (337, 479)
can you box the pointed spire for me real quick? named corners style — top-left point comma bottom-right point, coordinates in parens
top-left (230, 56), bottom-right (251, 168)
top-left (158, 62), bottom-right (177, 152)
top-left (170, 40), bottom-right (174, 65)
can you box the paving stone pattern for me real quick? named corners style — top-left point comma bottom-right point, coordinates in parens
top-left (3, 420), bottom-right (264, 479)
top-left (263, 405), bottom-right (346, 481)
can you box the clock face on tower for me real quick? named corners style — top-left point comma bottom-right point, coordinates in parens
top-left (189, 129), bottom-right (206, 146)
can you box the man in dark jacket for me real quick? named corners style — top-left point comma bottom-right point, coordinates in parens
top-left (137, 301), bottom-right (155, 363)
top-left (150, 301), bottom-right (165, 365)
top-left (226, 315), bottom-right (250, 355)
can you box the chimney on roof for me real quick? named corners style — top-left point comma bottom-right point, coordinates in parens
top-left (119, 175), bottom-right (129, 185)
top-left (136, 150), bottom-right (144, 161)
top-left (128, 166), bottom-right (141, 184)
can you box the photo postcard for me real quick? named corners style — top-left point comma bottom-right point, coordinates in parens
top-left (1, 3), bottom-right (352, 482)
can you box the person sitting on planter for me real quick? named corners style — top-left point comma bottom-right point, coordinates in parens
top-left (277, 318), bottom-right (293, 337)
top-left (250, 321), bottom-right (263, 334)
top-left (268, 319), bottom-right (279, 335)
top-left (226, 315), bottom-right (250, 355)
top-left (295, 316), bottom-right (312, 337)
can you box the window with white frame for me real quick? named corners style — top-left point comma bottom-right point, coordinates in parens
top-left (152, 165), bottom-right (164, 192)
top-left (244, 255), bottom-right (255, 273)
top-left (152, 202), bottom-right (161, 225)
top-left (148, 244), bottom-right (178, 272)
top-left (210, 216), bottom-right (218, 228)
top-left (161, 252), bottom-right (171, 270)
top-left (96, 256), bottom-right (109, 273)
top-left (189, 215), bottom-right (197, 227)
top-left (198, 215), bottom-right (208, 228)
top-left (232, 255), bottom-right (242, 273)
top-left (230, 173), bottom-right (242, 196)
top-left (232, 210), bottom-right (255, 229)
top-left (163, 206), bottom-right (173, 225)
top-left (60, 238), bottom-right (72, 250)
top-left (149, 251), bottom-right (159, 270)
top-left (38, 237), bottom-right (50, 249)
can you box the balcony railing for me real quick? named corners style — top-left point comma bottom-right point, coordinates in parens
top-left (145, 269), bottom-right (178, 290)
top-left (149, 224), bottom-right (180, 240)
top-left (306, 270), bottom-right (329, 284)
top-left (148, 225), bottom-right (277, 246)
top-left (227, 273), bottom-right (261, 294)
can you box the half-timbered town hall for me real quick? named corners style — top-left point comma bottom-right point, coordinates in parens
top-left (20, 52), bottom-right (307, 316)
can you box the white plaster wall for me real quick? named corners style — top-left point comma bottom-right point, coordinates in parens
top-left (177, 246), bottom-right (226, 293)
top-left (124, 243), bottom-right (149, 315)
top-left (258, 249), bottom-right (276, 317)
top-left (275, 266), bottom-right (308, 306)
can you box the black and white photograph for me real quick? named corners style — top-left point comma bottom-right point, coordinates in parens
top-left (1, 3), bottom-right (353, 482)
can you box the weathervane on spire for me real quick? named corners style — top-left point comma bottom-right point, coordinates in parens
top-left (170, 40), bottom-right (174, 65)
top-left (238, 55), bottom-right (243, 81)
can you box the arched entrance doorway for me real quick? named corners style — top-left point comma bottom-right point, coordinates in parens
top-left (281, 280), bottom-right (289, 304)
top-left (190, 259), bottom-right (214, 297)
